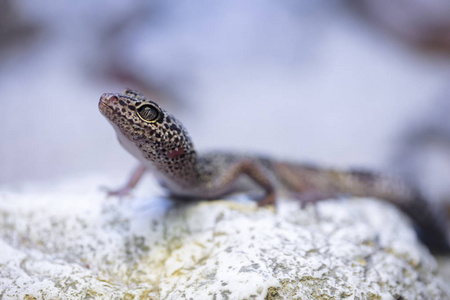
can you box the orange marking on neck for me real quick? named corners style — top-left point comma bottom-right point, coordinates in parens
top-left (167, 148), bottom-right (185, 158)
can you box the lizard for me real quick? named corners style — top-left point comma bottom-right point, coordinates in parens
top-left (99, 88), bottom-right (450, 253)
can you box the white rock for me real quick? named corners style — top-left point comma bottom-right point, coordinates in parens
top-left (0, 175), bottom-right (448, 299)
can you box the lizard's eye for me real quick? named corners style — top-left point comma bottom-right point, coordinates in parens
top-left (136, 104), bottom-right (160, 123)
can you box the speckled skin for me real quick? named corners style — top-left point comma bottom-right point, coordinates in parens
top-left (99, 89), bottom-right (450, 252)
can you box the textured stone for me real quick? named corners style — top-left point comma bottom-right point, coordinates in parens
top-left (0, 175), bottom-right (448, 299)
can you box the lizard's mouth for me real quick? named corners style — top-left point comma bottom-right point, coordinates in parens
top-left (98, 101), bottom-right (113, 116)
top-left (98, 101), bottom-right (110, 109)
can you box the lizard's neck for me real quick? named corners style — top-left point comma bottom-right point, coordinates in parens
top-left (151, 150), bottom-right (200, 188)
top-left (117, 126), bottom-right (201, 187)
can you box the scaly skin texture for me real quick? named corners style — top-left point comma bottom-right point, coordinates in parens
top-left (99, 89), bottom-right (450, 253)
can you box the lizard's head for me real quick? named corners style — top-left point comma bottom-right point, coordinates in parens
top-left (99, 89), bottom-right (195, 168)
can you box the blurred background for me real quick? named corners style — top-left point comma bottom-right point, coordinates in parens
top-left (1, 0), bottom-right (450, 201)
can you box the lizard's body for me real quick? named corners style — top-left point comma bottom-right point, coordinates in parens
top-left (99, 89), bottom-right (450, 252)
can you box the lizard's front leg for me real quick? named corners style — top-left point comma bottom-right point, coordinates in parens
top-left (214, 160), bottom-right (276, 206)
top-left (107, 164), bottom-right (147, 196)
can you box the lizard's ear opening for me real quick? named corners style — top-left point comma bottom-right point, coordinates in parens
top-left (136, 104), bottom-right (160, 123)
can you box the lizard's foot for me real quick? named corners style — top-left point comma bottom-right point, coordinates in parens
top-left (100, 186), bottom-right (133, 198)
top-left (291, 190), bottom-right (336, 209)
top-left (257, 192), bottom-right (276, 207)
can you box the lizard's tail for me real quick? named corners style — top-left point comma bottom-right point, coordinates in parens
top-left (400, 193), bottom-right (450, 254)
top-left (356, 171), bottom-right (450, 253)
top-left (275, 162), bottom-right (450, 253)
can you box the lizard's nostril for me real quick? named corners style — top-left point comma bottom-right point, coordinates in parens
top-left (100, 93), bottom-right (118, 103)
top-left (108, 95), bottom-right (118, 103)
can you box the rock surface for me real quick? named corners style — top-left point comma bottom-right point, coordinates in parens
top-left (0, 175), bottom-right (448, 299)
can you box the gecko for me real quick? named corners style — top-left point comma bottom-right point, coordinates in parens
top-left (99, 89), bottom-right (450, 253)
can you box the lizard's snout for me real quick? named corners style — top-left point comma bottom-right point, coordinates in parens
top-left (99, 93), bottom-right (119, 115)
top-left (99, 93), bottom-right (118, 105)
